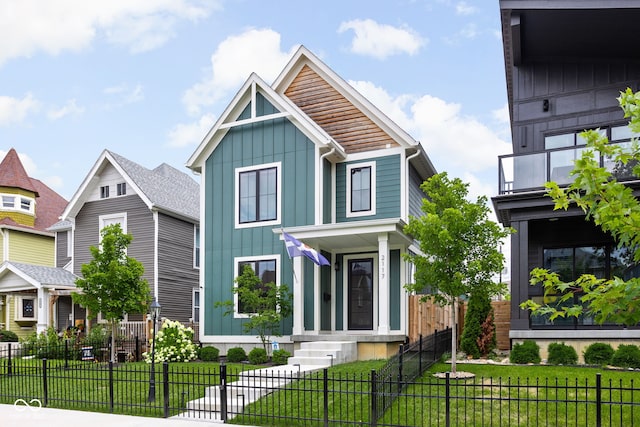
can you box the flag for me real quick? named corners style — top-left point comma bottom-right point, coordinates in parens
top-left (283, 232), bottom-right (330, 266)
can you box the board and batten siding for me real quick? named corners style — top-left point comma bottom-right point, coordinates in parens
top-left (335, 154), bottom-right (401, 223)
top-left (203, 113), bottom-right (314, 337)
top-left (408, 164), bottom-right (426, 219)
top-left (157, 214), bottom-right (199, 323)
top-left (73, 195), bottom-right (155, 289)
top-left (512, 61), bottom-right (640, 155)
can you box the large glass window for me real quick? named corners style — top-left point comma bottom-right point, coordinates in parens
top-left (346, 161), bottom-right (376, 217)
top-left (531, 245), bottom-right (636, 328)
top-left (234, 257), bottom-right (278, 316)
top-left (236, 163), bottom-right (280, 227)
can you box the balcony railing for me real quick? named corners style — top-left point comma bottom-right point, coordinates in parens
top-left (498, 142), bottom-right (636, 194)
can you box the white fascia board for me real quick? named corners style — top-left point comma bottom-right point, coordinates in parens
top-left (60, 149), bottom-right (110, 220)
top-left (105, 151), bottom-right (154, 210)
top-left (0, 265), bottom-right (41, 289)
top-left (275, 218), bottom-right (408, 240)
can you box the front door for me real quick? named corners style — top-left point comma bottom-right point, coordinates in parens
top-left (348, 258), bottom-right (373, 330)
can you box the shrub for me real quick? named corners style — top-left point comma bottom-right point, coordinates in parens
top-left (547, 342), bottom-right (578, 365)
top-left (143, 319), bottom-right (197, 363)
top-left (583, 343), bottom-right (614, 366)
top-left (226, 347), bottom-right (247, 363)
top-left (272, 349), bottom-right (291, 366)
top-left (611, 344), bottom-right (640, 369)
top-left (0, 330), bottom-right (18, 342)
top-left (20, 327), bottom-right (64, 359)
top-left (199, 346), bottom-right (219, 362)
top-left (248, 347), bottom-right (268, 364)
top-left (460, 292), bottom-right (495, 358)
top-left (510, 340), bottom-right (541, 364)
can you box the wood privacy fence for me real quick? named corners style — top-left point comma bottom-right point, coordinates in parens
top-left (408, 296), bottom-right (510, 351)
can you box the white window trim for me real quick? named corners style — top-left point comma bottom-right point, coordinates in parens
top-left (341, 254), bottom-right (378, 332)
top-left (66, 230), bottom-right (73, 258)
top-left (99, 212), bottom-right (128, 236)
top-left (233, 254), bottom-right (281, 319)
top-left (0, 193), bottom-right (35, 214)
top-left (116, 182), bottom-right (127, 197)
top-left (234, 162), bottom-right (281, 229)
top-left (346, 161), bottom-right (376, 218)
top-left (15, 295), bottom-right (37, 322)
top-left (193, 225), bottom-right (200, 269)
top-left (192, 288), bottom-right (200, 323)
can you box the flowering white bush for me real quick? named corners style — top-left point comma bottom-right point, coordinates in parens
top-left (143, 319), bottom-right (197, 363)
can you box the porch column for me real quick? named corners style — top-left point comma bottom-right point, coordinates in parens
top-left (292, 256), bottom-right (303, 335)
top-left (378, 233), bottom-right (390, 334)
top-left (36, 288), bottom-right (49, 333)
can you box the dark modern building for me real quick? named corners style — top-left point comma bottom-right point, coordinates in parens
top-left (492, 1), bottom-right (640, 357)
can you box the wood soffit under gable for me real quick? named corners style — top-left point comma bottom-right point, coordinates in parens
top-left (283, 65), bottom-right (399, 154)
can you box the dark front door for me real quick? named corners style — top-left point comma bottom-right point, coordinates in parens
top-left (348, 258), bottom-right (373, 330)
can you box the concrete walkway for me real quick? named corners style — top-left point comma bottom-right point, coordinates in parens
top-left (0, 404), bottom-right (251, 426)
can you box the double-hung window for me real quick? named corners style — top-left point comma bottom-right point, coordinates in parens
top-left (346, 161), bottom-right (376, 217)
top-left (235, 162), bottom-right (281, 228)
top-left (234, 255), bottom-right (280, 317)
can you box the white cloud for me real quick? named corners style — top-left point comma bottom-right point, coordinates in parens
top-left (182, 28), bottom-right (296, 116)
top-left (338, 19), bottom-right (425, 60)
top-left (444, 23), bottom-right (480, 44)
top-left (0, 0), bottom-right (218, 66)
top-left (0, 93), bottom-right (41, 126)
top-left (492, 103), bottom-right (510, 124)
top-left (167, 113), bottom-right (216, 148)
top-left (103, 83), bottom-right (144, 108)
top-left (456, 1), bottom-right (477, 15)
top-left (47, 98), bottom-right (85, 120)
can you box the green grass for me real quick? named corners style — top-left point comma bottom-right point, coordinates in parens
top-left (2, 358), bottom-right (639, 426)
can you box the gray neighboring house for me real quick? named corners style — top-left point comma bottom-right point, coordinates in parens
top-left (50, 149), bottom-right (200, 326)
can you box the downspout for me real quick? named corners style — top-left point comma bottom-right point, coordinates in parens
top-left (316, 147), bottom-right (336, 334)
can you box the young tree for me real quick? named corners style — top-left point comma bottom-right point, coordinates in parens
top-left (217, 264), bottom-right (293, 352)
top-left (73, 224), bottom-right (150, 363)
top-left (521, 89), bottom-right (640, 326)
top-left (404, 173), bottom-right (511, 374)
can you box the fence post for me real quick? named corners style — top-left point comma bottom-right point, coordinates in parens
top-left (220, 363), bottom-right (228, 422)
top-left (7, 343), bottom-right (12, 376)
top-left (323, 368), bottom-right (329, 427)
top-left (445, 372), bottom-right (450, 427)
top-left (418, 334), bottom-right (423, 374)
top-left (370, 369), bottom-right (377, 427)
top-left (163, 362), bottom-right (170, 418)
top-left (64, 339), bottom-right (69, 370)
top-left (433, 329), bottom-right (438, 361)
top-left (108, 361), bottom-right (114, 413)
top-left (398, 344), bottom-right (404, 394)
top-left (596, 373), bottom-right (602, 427)
top-left (42, 358), bottom-right (48, 407)
top-left (135, 335), bottom-right (140, 361)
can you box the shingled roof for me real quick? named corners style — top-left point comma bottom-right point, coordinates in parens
top-left (1, 261), bottom-right (78, 288)
top-left (0, 149), bottom-right (68, 233)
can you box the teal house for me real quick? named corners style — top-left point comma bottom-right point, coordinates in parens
top-left (187, 46), bottom-right (436, 360)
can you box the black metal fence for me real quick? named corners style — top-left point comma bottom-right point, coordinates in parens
top-left (1, 333), bottom-right (640, 426)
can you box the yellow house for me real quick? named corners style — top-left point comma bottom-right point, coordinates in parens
top-left (0, 148), bottom-right (68, 339)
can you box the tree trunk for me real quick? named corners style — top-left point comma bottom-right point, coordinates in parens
top-left (451, 296), bottom-right (457, 374)
top-left (111, 321), bottom-right (117, 363)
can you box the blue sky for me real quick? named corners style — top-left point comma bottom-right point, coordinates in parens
top-left (0, 0), bottom-right (511, 207)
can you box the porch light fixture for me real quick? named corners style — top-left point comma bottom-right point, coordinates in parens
top-left (147, 298), bottom-right (161, 402)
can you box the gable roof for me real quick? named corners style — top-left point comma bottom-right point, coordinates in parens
top-left (62, 150), bottom-right (199, 222)
top-left (0, 149), bottom-right (68, 233)
top-left (187, 45), bottom-right (435, 178)
top-left (0, 261), bottom-right (78, 290)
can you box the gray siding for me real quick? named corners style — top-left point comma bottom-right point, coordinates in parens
top-left (74, 195), bottom-right (154, 289)
top-left (512, 62), bottom-right (640, 155)
top-left (56, 231), bottom-right (71, 268)
top-left (157, 214), bottom-right (199, 323)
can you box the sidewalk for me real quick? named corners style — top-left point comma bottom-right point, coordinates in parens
top-left (0, 404), bottom-right (252, 427)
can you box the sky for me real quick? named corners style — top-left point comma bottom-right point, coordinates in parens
top-left (0, 0), bottom-right (512, 209)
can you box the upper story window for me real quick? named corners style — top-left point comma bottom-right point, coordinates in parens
top-left (100, 185), bottom-right (110, 199)
top-left (192, 288), bottom-right (200, 323)
top-left (194, 225), bottom-right (200, 268)
top-left (235, 162), bottom-right (281, 228)
top-left (346, 161), bottom-right (376, 218)
top-left (0, 193), bottom-right (35, 214)
top-left (234, 255), bottom-right (280, 317)
top-left (117, 182), bottom-right (127, 196)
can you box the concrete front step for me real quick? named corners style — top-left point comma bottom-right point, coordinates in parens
top-left (290, 341), bottom-right (357, 366)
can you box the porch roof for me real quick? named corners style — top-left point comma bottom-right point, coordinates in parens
top-left (0, 261), bottom-right (79, 292)
top-left (275, 218), bottom-right (412, 253)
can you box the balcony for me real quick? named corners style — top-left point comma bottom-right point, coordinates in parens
top-left (498, 141), bottom-right (638, 195)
